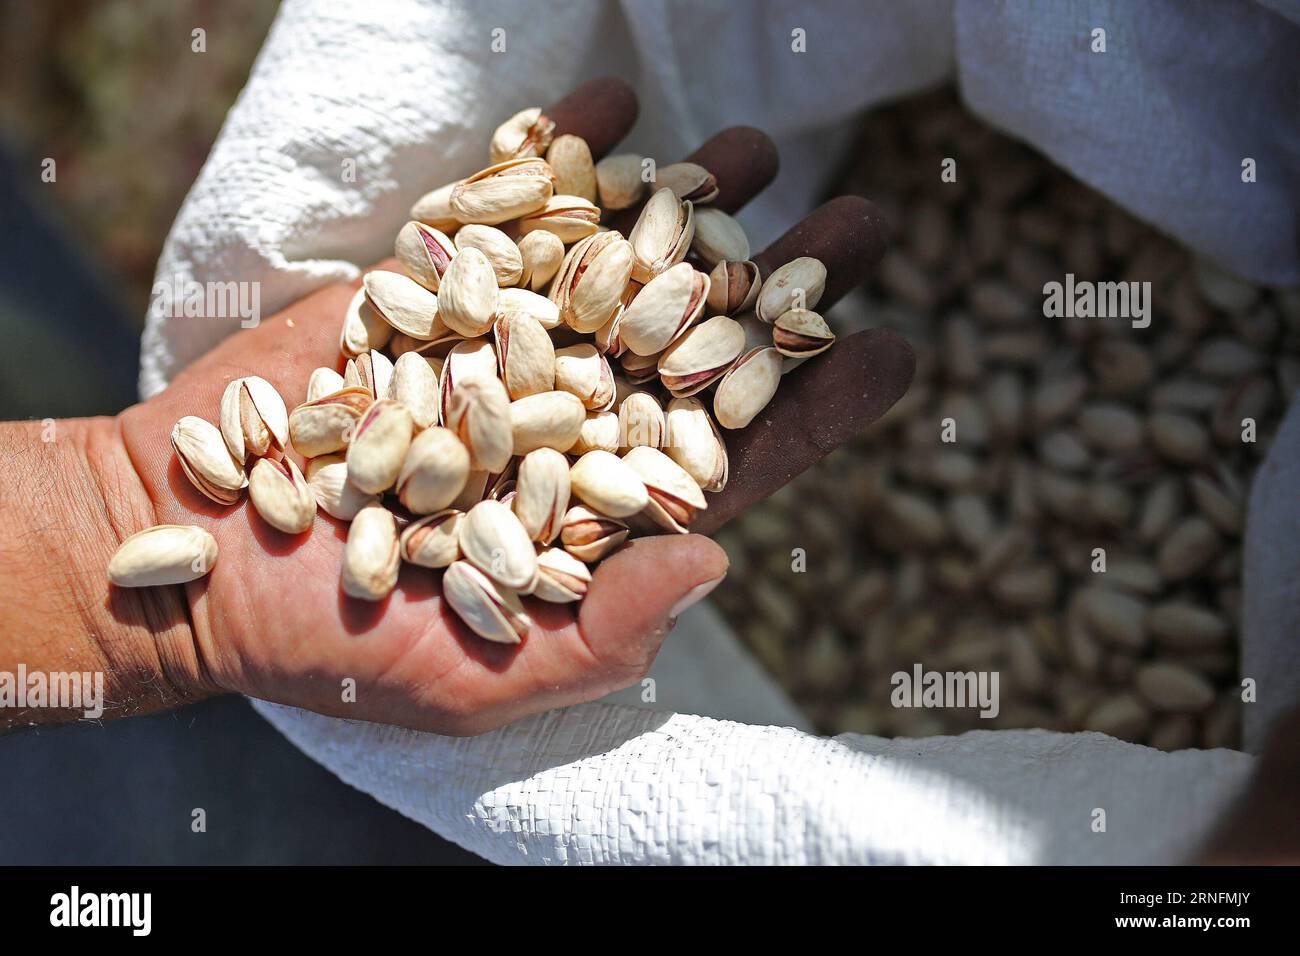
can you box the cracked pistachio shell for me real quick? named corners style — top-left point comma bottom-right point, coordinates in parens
top-left (288, 386), bottom-right (373, 457)
top-left (569, 450), bottom-right (649, 518)
top-left (248, 457), bottom-right (317, 534)
top-left (458, 499), bottom-right (539, 591)
top-left (497, 286), bottom-right (562, 330)
top-left (399, 509), bottom-right (463, 567)
top-left (395, 221), bottom-right (456, 293)
top-left (620, 349), bottom-right (661, 385)
top-left (340, 286), bottom-right (394, 358)
top-left (551, 231), bottom-right (635, 333)
top-left (571, 410), bottom-right (621, 454)
top-left (628, 188), bottom-right (694, 283)
top-left (306, 454), bottom-right (379, 521)
top-left (307, 367), bottom-right (346, 403)
top-left (489, 107), bottom-right (555, 164)
top-left (713, 346), bottom-right (783, 430)
top-left (773, 308), bottom-right (835, 358)
top-left (517, 195), bottom-right (601, 243)
top-left (622, 445), bottom-right (707, 533)
top-left (172, 416), bottom-right (247, 505)
top-left (707, 259), bottom-right (761, 315)
top-left (108, 525), bottom-right (218, 588)
top-left (396, 426), bottom-right (470, 514)
top-left (455, 224), bottom-right (523, 287)
top-left (513, 448), bottom-right (571, 544)
top-left (656, 315), bottom-right (745, 396)
top-left (438, 338), bottom-right (500, 422)
top-left (756, 256), bottom-right (827, 323)
top-left (618, 262), bottom-right (709, 356)
top-left (346, 399), bottom-right (414, 494)
top-left (655, 161), bottom-right (719, 203)
top-left (445, 375), bottom-right (513, 474)
top-left (437, 246), bottom-right (499, 337)
top-left (665, 397), bottom-right (729, 492)
top-left (442, 560), bottom-right (532, 644)
top-left (560, 505), bottom-right (629, 562)
top-left (363, 270), bottom-right (446, 340)
top-left (545, 133), bottom-right (598, 202)
top-left (410, 180), bottom-right (461, 233)
top-left (345, 349), bottom-right (394, 401)
top-left (219, 375), bottom-right (288, 463)
top-left (528, 548), bottom-right (592, 603)
top-left (450, 157), bottom-right (555, 225)
top-left (494, 312), bottom-right (555, 400)
top-left (554, 344), bottom-right (616, 411)
top-left (509, 390), bottom-right (586, 455)
top-left (516, 230), bottom-right (565, 292)
top-left (595, 153), bottom-right (647, 210)
top-left (690, 207), bottom-right (749, 267)
top-left (341, 504), bottom-right (400, 602)
top-left (595, 302), bottom-right (626, 357)
top-left (390, 351), bottom-right (440, 428)
top-left (617, 391), bottom-right (665, 450)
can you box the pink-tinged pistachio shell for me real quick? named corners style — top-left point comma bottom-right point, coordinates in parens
top-left (219, 376), bottom-right (288, 463)
top-left (395, 220), bottom-right (457, 292)
top-left (399, 509), bottom-right (464, 568)
top-left (458, 499), bottom-right (539, 591)
top-left (248, 457), bottom-right (317, 534)
top-left (306, 454), bottom-right (379, 520)
top-left (621, 445), bottom-right (707, 534)
top-left (628, 188), bottom-right (694, 283)
top-left (442, 560), bottom-right (532, 644)
top-left (664, 397), bottom-right (729, 492)
top-left (390, 351), bottom-right (440, 429)
top-left (550, 231), bottom-right (635, 333)
top-left (346, 399), bottom-right (414, 494)
top-left (706, 259), bottom-right (762, 315)
top-left (509, 391), bottom-right (586, 455)
top-left (363, 270), bottom-right (446, 340)
top-left (517, 195), bottom-right (601, 243)
top-left (713, 346), bottom-right (783, 429)
top-left (340, 286), bottom-right (394, 357)
top-left (494, 312), bottom-right (555, 400)
top-left (513, 448), bottom-right (571, 544)
top-left (454, 224), bottom-right (523, 287)
top-left (438, 338), bottom-right (500, 422)
top-left (559, 505), bottom-right (629, 562)
top-left (516, 231), bottom-right (565, 292)
top-left (553, 344), bottom-right (616, 411)
top-left (755, 256), bottom-right (827, 323)
top-left (568, 450), bottom-right (649, 518)
top-left (617, 262), bottom-right (709, 356)
top-left (655, 162), bottom-right (719, 203)
top-left (396, 426), bottom-right (470, 514)
top-left (489, 107), bottom-right (555, 164)
top-left (617, 391), bottom-right (666, 450)
top-left (656, 315), bottom-right (745, 396)
top-left (545, 134), bottom-right (598, 202)
top-left (450, 157), bottom-right (555, 225)
top-left (437, 246), bottom-right (499, 337)
top-left (445, 375), bottom-right (513, 474)
top-left (690, 207), bottom-right (749, 267)
top-left (527, 548), bottom-right (592, 603)
top-left (171, 415), bottom-right (247, 505)
top-left (288, 387), bottom-right (373, 457)
top-left (772, 308), bottom-right (835, 357)
top-left (571, 410), bottom-right (621, 455)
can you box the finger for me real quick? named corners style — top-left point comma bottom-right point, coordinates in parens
top-left (545, 76), bottom-right (639, 158)
top-left (695, 195), bottom-right (909, 533)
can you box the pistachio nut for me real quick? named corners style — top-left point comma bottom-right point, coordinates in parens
top-left (554, 344), bottom-right (616, 411)
top-left (617, 261), bottom-right (708, 356)
top-left (442, 559), bottom-right (532, 644)
top-left (655, 162), bottom-right (719, 203)
top-left (509, 390), bottom-right (586, 455)
top-left (341, 504), bottom-right (400, 602)
top-left (340, 286), bottom-right (394, 357)
top-left (617, 390), bottom-right (665, 450)
top-left (346, 399), bottom-right (414, 494)
top-left (516, 230), bottom-right (565, 292)
top-left (772, 308), bottom-right (835, 358)
top-left (458, 499), bottom-right (538, 590)
top-left (439, 338), bottom-right (501, 422)
top-left (497, 286), bottom-right (562, 330)
top-left (288, 386), bottom-right (372, 457)
top-left (410, 180), bottom-right (461, 233)
top-left (690, 207), bottom-right (749, 267)
top-left (363, 270), bottom-right (446, 340)
top-left (706, 259), bottom-right (762, 315)
top-left (560, 505), bottom-right (629, 562)
top-left (395, 426), bottom-right (470, 514)
top-left (628, 188), bottom-right (694, 283)
top-left (664, 397), bottom-right (729, 492)
top-left (489, 107), bottom-right (555, 164)
top-left (595, 153), bottom-right (647, 210)
top-left (307, 367), bottom-right (346, 402)
top-left (594, 302), bottom-right (627, 356)
top-left (569, 450), bottom-right (649, 518)
top-left (394, 220), bottom-right (457, 293)
top-left (219, 375), bottom-right (288, 463)
top-left (107, 525), bottom-right (218, 588)
top-left (513, 448), bottom-right (571, 544)
top-left (445, 376), bottom-right (514, 473)
top-left (399, 509), bottom-right (464, 568)
top-left (248, 457), bottom-right (317, 534)
top-left (528, 547), bottom-right (592, 603)
top-left (571, 410), bottom-right (621, 454)
top-left (306, 454), bottom-right (380, 520)
top-left (619, 349), bottom-right (661, 385)
top-left (345, 349), bottom-right (394, 401)
top-left (454, 224), bottom-right (523, 287)
top-left (713, 346), bottom-right (783, 429)
top-left (172, 415), bottom-right (247, 505)
top-left (550, 230), bottom-right (635, 333)
top-left (621, 445), bottom-right (707, 534)
top-left (656, 314), bottom-right (744, 396)
top-left (390, 351), bottom-right (440, 428)
top-left (545, 133), bottom-right (597, 202)
top-left (450, 157), bottom-right (555, 226)
top-left (517, 195), bottom-right (601, 243)
top-left (756, 256), bottom-right (827, 323)
top-left (494, 312), bottom-right (555, 400)
top-left (436, 246), bottom-right (499, 337)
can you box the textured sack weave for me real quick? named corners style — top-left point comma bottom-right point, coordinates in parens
top-left (145, 0), bottom-right (1297, 863)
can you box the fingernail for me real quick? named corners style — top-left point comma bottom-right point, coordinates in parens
top-left (669, 574), bottom-right (725, 620)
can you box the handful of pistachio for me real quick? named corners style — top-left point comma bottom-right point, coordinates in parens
top-left (110, 106), bottom-right (835, 644)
